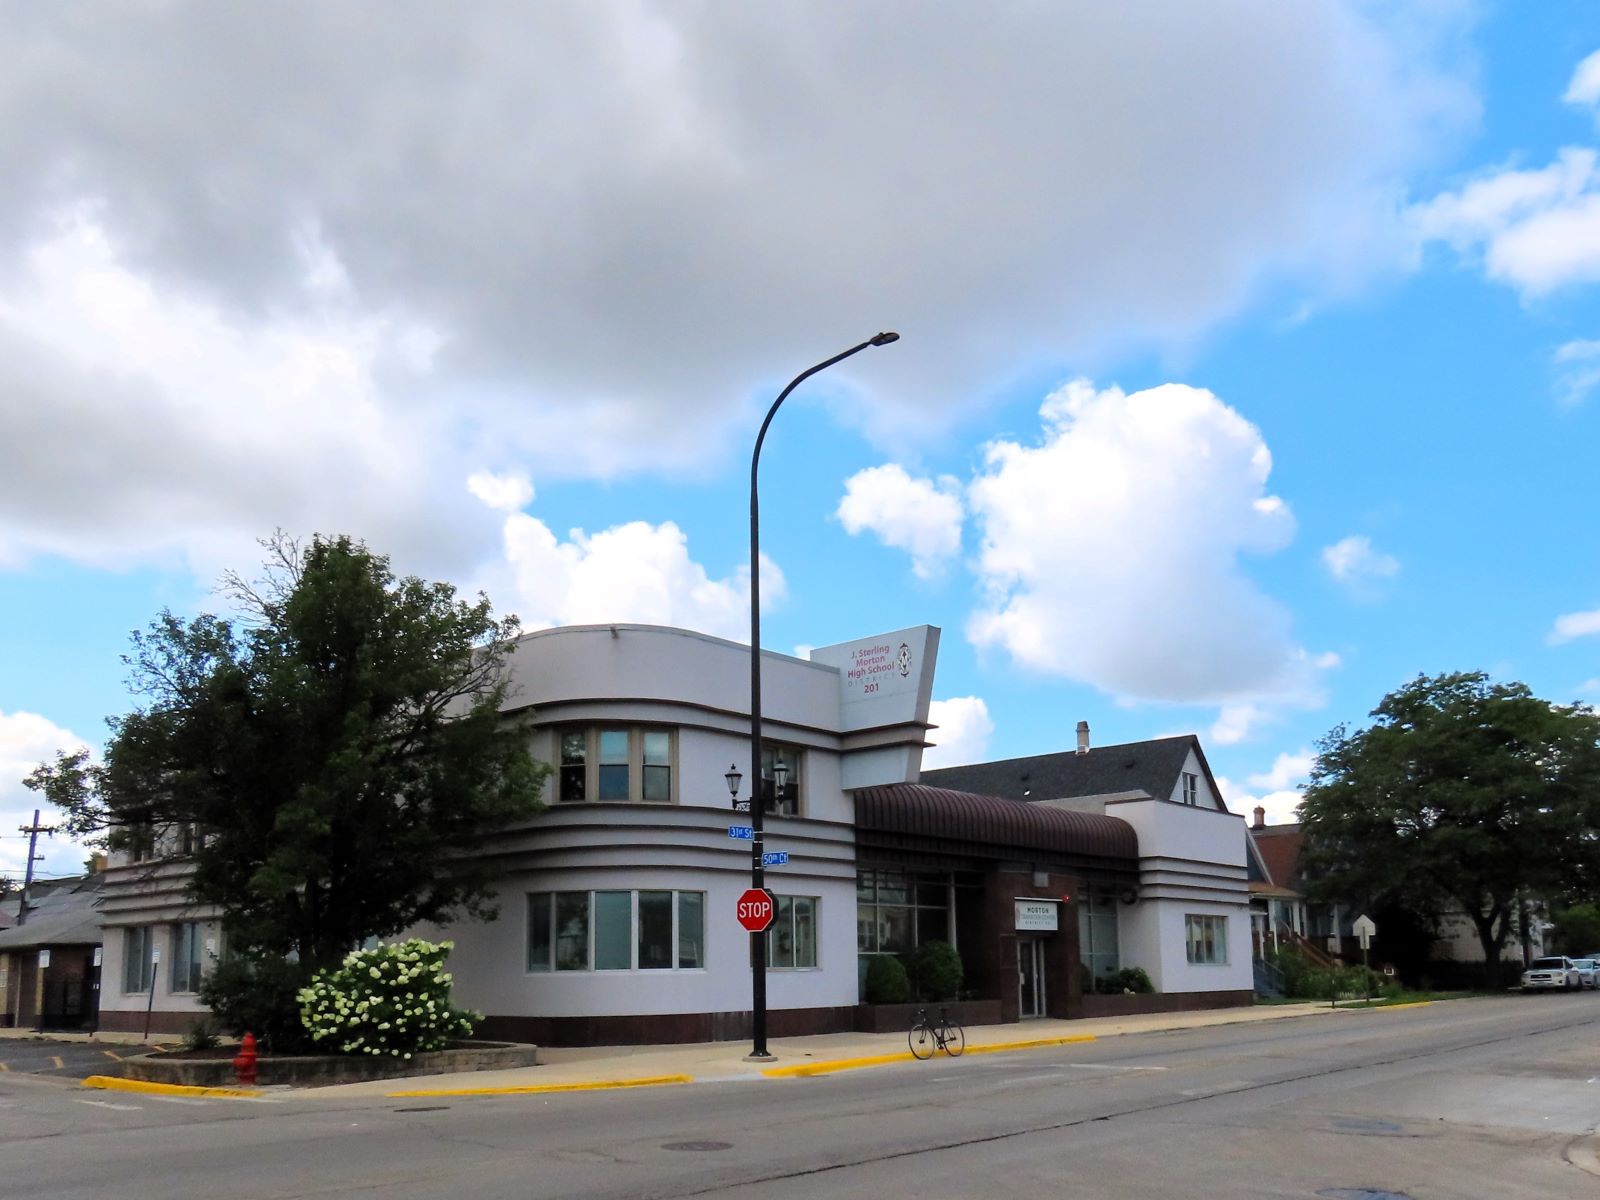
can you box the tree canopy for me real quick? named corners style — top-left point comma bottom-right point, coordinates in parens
top-left (1299, 671), bottom-right (1600, 972)
top-left (26, 534), bottom-right (547, 970)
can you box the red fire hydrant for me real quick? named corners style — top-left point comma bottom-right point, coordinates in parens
top-left (232, 1031), bottom-right (258, 1086)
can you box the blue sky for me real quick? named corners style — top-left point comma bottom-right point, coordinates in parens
top-left (2, 2), bottom-right (1599, 879)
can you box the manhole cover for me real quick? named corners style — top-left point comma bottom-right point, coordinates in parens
top-left (662, 1141), bottom-right (733, 1152)
top-left (394, 1106), bottom-right (450, 1113)
top-left (1317, 1190), bottom-right (1414, 1200)
top-left (1330, 1117), bottom-right (1405, 1135)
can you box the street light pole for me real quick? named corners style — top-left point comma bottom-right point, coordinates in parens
top-left (746, 332), bottom-right (898, 1061)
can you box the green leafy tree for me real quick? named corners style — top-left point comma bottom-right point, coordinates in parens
top-left (1299, 672), bottom-right (1600, 978)
top-left (1550, 903), bottom-right (1600, 956)
top-left (26, 533), bottom-right (547, 984)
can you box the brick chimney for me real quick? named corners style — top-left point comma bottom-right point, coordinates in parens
top-left (89, 852), bottom-right (108, 874)
top-left (1252, 806), bottom-right (1266, 830)
top-left (1076, 720), bottom-right (1090, 755)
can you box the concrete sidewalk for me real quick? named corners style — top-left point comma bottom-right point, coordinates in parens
top-left (312, 1001), bottom-right (1354, 1099)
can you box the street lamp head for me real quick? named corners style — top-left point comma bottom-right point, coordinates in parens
top-left (772, 757), bottom-right (789, 791)
top-left (724, 763), bottom-right (743, 800)
top-left (869, 331), bottom-right (900, 347)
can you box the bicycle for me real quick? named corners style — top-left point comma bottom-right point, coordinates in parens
top-left (908, 1006), bottom-right (965, 1059)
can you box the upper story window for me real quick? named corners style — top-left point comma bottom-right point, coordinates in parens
top-left (558, 726), bottom-right (676, 804)
top-left (1181, 772), bottom-right (1198, 805)
top-left (760, 741), bottom-right (803, 816)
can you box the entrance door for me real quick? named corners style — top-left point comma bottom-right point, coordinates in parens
top-left (1018, 938), bottom-right (1046, 1018)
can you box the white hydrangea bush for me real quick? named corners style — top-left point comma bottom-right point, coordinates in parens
top-left (297, 938), bottom-right (479, 1058)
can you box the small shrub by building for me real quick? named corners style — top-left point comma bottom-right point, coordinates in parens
top-left (910, 940), bottom-right (964, 1001)
top-left (864, 953), bottom-right (911, 1004)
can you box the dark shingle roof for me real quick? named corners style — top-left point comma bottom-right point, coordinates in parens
top-left (0, 875), bottom-right (103, 951)
top-left (919, 735), bottom-right (1208, 807)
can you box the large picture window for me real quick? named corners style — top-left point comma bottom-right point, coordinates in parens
top-left (856, 868), bottom-right (950, 954)
top-left (123, 926), bottom-right (155, 994)
top-left (556, 727), bottom-right (676, 804)
top-left (169, 922), bottom-right (206, 993)
top-left (766, 895), bottom-right (818, 969)
top-left (527, 890), bottom-right (705, 972)
top-left (1078, 894), bottom-right (1120, 981)
top-left (1185, 913), bottom-right (1229, 965)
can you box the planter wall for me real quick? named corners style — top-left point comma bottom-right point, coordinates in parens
top-left (854, 999), bottom-right (1004, 1033)
top-left (1076, 990), bottom-right (1253, 1019)
top-left (118, 1040), bottom-right (539, 1088)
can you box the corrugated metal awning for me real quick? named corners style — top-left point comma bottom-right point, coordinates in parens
top-left (855, 782), bottom-right (1138, 861)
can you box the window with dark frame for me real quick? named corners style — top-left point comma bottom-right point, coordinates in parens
top-left (766, 895), bottom-right (819, 969)
top-left (169, 922), bottom-right (205, 993)
top-left (527, 890), bottom-right (705, 972)
top-left (555, 727), bottom-right (675, 804)
top-left (123, 926), bottom-right (155, 993)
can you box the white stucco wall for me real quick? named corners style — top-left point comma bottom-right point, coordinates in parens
top-left (432, 867), bottom-right (858, 1018)
top-left (99, 920), bottom-right (222, 1023)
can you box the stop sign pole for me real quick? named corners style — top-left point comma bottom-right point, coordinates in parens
top-left (744, 334), bottom-right (900, 1063)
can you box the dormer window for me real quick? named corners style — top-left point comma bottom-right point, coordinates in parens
top-left (1182, 772), bottom-right (1198, 805)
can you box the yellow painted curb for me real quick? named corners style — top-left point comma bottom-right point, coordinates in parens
top-left (82, 1075), bottom-right (264, 1099)
top-left (763, 1052), bottom-right (913, 1078)
top-left (762, 1033), bottom-right (1099, 1077)
top-left (1376, 1000), bottom-right (1433, 1010)
top-left (386, 1074), bottom-right (693, 1098)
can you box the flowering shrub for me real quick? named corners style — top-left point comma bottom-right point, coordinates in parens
top-left (297, 938), bottom-right (479, 1058)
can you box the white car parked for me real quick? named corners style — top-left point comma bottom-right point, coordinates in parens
top-left (1521, 956), bottom-right (1582, 991)
top-left (1569, 958), bottom-right (1599, 989)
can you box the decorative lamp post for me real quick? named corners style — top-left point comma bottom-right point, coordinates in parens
top-left (725, 764), bottom-right (744, 809)
top-left (745, 332), bottom-right (899, 1061)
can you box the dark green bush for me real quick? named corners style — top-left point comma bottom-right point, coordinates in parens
top-left (864, 954), bottom-right (910, 1004)
top-left (910, 940), bottom-right (963, 1001)
top-left (1093, 967), bottom-right (1154, 994)
top-left (199, 951), bottom-right (314, 1053)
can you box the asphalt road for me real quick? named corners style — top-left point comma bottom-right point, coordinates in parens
top-left (3, 995), bottom-right (1598, 1200)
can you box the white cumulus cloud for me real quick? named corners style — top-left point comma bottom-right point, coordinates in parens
top-left (967, 380), bottom-right (1327, 725)
top-left (1247, 749), bottom-right (1315, 792)
top-left (1549, 608), bottom-right (1600, 644)
top-left (1564, 49), bottom-right (1600, 115)
top-left (836, 464), bottom-right (964, 579)
top-left (0, 711), bottom-right (95, 881)
top-left (1322, 534), bottom-right (1401, 592)
top-left (1554, 338), bottom-right (1600, 407)
top-left (923, 697), bottom-right (995, 771)
top-left (0, 1), bottom-right (1474, 570)
top-left (466, 471), bottom-right (535, 513)
top-left (1217, 774), bottom-right (1304, 826)
top-left (497, 513), bottom-right (783, 643)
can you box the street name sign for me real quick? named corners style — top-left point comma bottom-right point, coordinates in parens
top-left (736, 887), bottom-right (776, 933)
top-left (728, 826), bottom-right (754, 840)
top-left (762, 851), bottom-right (789, 867)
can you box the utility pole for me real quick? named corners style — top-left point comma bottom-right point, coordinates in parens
top-left (15, 809), bottom-right (57, 928)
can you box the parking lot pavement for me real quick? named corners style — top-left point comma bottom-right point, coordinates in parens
top-left (0, 1037), bottom-right (155, 1082)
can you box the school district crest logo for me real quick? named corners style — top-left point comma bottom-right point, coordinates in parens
top-left (897, 643), bottom-right (912, 677)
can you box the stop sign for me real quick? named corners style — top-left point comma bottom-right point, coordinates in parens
top-left (736, 887), bottom-right (776, 933)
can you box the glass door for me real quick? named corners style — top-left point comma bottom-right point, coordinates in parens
top-left (1018, 938), bottom-right (1046, 1018)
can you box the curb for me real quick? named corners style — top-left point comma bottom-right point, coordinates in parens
top-left (82, 1074), bottom-right (264, 1100)
top-left (385, 1074), bottom-right (693, 1098)
top-left (763, 1051), bottom-right (914, 1078)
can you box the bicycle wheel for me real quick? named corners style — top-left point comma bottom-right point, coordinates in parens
top-left (939, 1020), bottom-right (965, 1057)
top-left (908, 1023), bottom-right (935, 1060)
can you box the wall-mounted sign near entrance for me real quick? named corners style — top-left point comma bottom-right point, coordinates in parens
top-left (1014, 899), bottom-right (1059, 932)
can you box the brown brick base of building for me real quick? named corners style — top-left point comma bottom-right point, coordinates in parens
top-left (1076, 989), bottom-right (1254, 1018)
top-left (95, 1008), bottom-right (206, 1036)
top-left (480, 1004), bottom-right (861, 1048)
